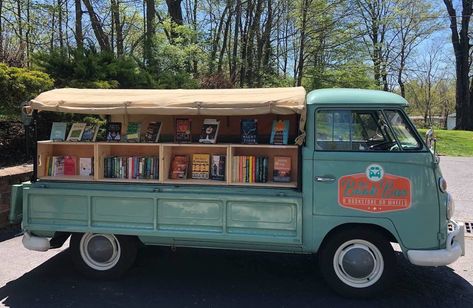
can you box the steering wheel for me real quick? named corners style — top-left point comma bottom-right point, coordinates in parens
top-left (369, 141), bottom-right (397, 150)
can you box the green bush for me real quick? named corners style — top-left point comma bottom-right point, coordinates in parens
top-left (0, 63), bottom-right (54, 118)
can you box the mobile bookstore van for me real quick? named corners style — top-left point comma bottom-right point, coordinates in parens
top-left (10, 87), bottom-right (465, 297)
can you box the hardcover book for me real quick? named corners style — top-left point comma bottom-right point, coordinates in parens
top-left (273, 156), bottom-right (291, 182)
top-left (170, 155), bottom-right (189, 179)
top-left (50, 122), bottom-right (68, 141)
top-left (126, 122), bottom-right (141, 142)
top-left (192, 153), bottom-right (210, 179)
top-left (106, 122), bottom-right (122, 142)
top-left (67, 123), bottom-right (86, 142)
top-left (175, 118), bottom-right (192, 143)
top-left (144, 122), bottom-right (162, 143)
top-left (199, 119), bottom-right (220, 144)
top-left (52, 156), bottom-right (65, 176)
top-left (64, 156), bottom-right (77, 176)
top-left (81, 124), bottom-right (99, 142)
top-left (240, 119), bottom-right (258, 144)
top-left (211, 155), bottom-right (226, 181)
top-left (270, 120), bottom-right (290, 145)
top-left (79, 157), bottom-right (93, 176)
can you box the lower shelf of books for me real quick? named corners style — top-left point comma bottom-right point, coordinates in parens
top-left (164, 179), bottom-right (228, 186)
top-left (39, 175), bottom-right (94, 181)
top-left (230, 181), bottom-right (297, 188)
top-left (96, 178), bottom-right (161, 184)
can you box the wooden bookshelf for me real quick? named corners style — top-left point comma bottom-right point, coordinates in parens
top-left (37, 141), bottom-right (299, 188)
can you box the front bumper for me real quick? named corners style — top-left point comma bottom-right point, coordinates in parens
top-left (22, 232), bottom-right (50, 252)
top-left (407, 220), bottom-right (465, 266)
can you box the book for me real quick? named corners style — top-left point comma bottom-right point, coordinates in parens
top-left (273, 156), bottom-right (291, 182)
top-left (175, 118), bottom-right (192, 143)
top-left (240, 119), bottom-right (258, 144)
top-left (270, 120), bottom-right (290, 145)
top-left (170, 155), bottom-right (188, 179)
top-left (126, 122), bottom-right (141, 143)
top-left (192, 153), bottom-right (210, 179)
top-left (80, 157), bottom-right (93, 176)
top-left (211, 155), bottom-right (226, 181)
top-left (67, 123), bottom-right (86, 142)
top-left (81, 124), bottom-right (99, 142)
top-left (64, 156), bottom-right (76, 176)
top-left (50, 122), bottom-right (68, 141)
top-left (199, 119), bottom-right (220, 144)
top-left (144, 122), bottom-right (162, 143)
top-left (106, 122), bottom-right (122, 142)
top-left (52, 156), bottom-right (65, 176)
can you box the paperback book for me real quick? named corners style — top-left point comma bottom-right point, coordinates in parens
top-left (273, 156), bottom-right (291, 182)
top-left (106, 122), bottom-right (122, 142)
top-left (50, 122), bottom-right (68, 141)
top-left (144, 122), bottom-right (162, 143)
top-left (199, 119), bottom-right (220, 144)
top-left (170, 155), bottom-right (189, 179)
top-left (232, 155), bottom-right (268, 183)
top-left (81, 124), bottom-right (99, 142)
top-left (240, 119), bottom-right (258, 144)
top-left (103, 156), bottom-right (159, 179)
top-left (270, 120), bottom-right (290, 145)
top-left (126, 122), bottom-right (141, 142)
top-left (211, 155), bottom-right (226, 181)
top-left (64, 156), bottom-right (77, 175)
top-left (175, 118), bottom-right (192, 143)
top-left (192, 153), bottom-right (210, 180)
top-left (79, 157), bottom-right (94, 176)
top-left (67, 123), bottom-right (86, 142)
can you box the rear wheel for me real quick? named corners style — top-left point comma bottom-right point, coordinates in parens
top-left (318, 228), bottom-right (395, 298)
top-left (70, 233), bottom-right (137, 279)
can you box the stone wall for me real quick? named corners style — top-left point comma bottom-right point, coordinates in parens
top-left (0, 165), bottom-right (33, 228)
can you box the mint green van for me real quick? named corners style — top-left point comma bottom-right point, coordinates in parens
top-left (10, 87), bottom-right (465, 298)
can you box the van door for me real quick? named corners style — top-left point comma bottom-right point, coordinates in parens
top-left (312, 108), bottom-right (440, 250)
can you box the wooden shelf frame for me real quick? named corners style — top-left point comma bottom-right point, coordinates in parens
top-left (37, 141), bottom-right (299, 188)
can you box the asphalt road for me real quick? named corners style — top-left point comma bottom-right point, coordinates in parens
top-left (0, 156), bottom-right (472, 307)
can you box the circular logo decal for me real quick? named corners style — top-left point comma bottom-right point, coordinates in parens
top-left (366, 164), bottom-right (384, 182)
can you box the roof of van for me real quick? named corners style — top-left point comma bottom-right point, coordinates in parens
top-left (306, 88), bottom-right (408, 107)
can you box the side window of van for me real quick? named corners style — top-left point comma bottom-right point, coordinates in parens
top-left (315, 110), bottom-right (399, 151)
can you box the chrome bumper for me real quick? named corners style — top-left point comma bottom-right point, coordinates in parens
top-left (22, 232), bottom-right (50, 252)
top-left (407, 220), bottom-right (465, 267)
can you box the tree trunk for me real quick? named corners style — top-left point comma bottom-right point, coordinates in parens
top-left (443, 0), bottom-right (473, 130)
top-left (111, 0), bottom-right (123, 56)
top-left (230, 0), bottom-right (241, 83)
top-left (75, 0), bottom-right (84, 51)
top-left (296, 0), bottom-right (309, 86)
top-left (218, 5), bottom-right (232, 74)
top-left (166, 0), bottom-right (183, 25)
top-left (145, 0), bottom-right (156, 66)
top-left (0, 0), bottom-right (3, 61)
top-left (82, 0), bottom-right (111, 52)
top-left (58, 0), bottom-right (64, 50)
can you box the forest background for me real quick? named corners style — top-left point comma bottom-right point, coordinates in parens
top-left (0, 0), bottom-right (469, 130)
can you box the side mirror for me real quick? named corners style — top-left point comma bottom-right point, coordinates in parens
top-left (425, 128), bottom-right (439, 163)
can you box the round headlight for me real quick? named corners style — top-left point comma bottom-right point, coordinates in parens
top-left (439, 177), bottom-right (447, 193)
top-left (447, 192), bottom-right (455, 220)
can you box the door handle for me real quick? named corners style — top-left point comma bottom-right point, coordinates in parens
top-left (314, 176), bottom-right (336, 183)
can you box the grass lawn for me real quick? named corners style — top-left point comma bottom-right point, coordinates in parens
top-left (418, 128), bottom-right (473, 157)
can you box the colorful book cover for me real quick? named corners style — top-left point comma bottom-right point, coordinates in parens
top-left (273, 156), bottom-right (291, 182)
top-left (170, 155), bottom-right (188, 179)
top-left (80, 157), bottom-right (93, 176)
top-left (211, 155), bottom-right (226, 181)
top-left (64, 156), bottom-right (76, 176)
top-left (175, 118), bottom-right (192, 143)
top-left (192, 153), bottom-right (210, 179)
top-left (81, 124), bottom-right (99, 142)
top-left (106, 122), bottom-right (122, 142)
top-left (270, 120), bottom-right (290, 145)
top-left (199, 119), bottom-right (220, 144)
top-left (240, 119), bottom-right (258, 144)
top-left (126, 122), bottom-right (141, 143)
top-left (52, 156), bottom-right (65, 176)
top-left (144, 122), bottom-right (162, 143)
top-left (67, 123), bottom-right (86, 142)
top-left (50, 122), bottom-right (67, 141)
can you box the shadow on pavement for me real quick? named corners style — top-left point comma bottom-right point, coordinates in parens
top-left (0, 225), bottom-right (21, 243)
top-left (0, 247), bottom-right (472, 307)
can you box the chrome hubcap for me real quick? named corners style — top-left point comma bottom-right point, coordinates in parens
top-left (333, 239), bottom-right (384, 288)
top-left (80, 233), bottom-right (121, 271)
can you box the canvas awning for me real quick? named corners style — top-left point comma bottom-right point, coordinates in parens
top-left (27, 87), bottom-right (307, 144)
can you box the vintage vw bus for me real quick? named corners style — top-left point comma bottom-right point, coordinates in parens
top-left (10, 87), bottom-right (465, 297)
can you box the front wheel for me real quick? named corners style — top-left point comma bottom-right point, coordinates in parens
top-left (70, 233), bottom-right (138, 279)
top-left (318, 228), bottom-right (396, 298)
